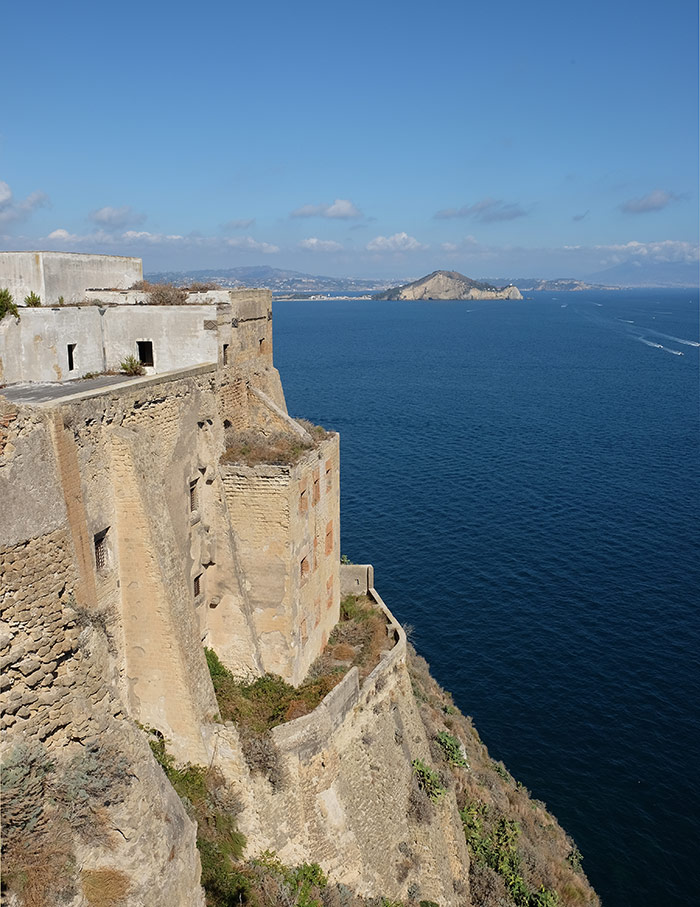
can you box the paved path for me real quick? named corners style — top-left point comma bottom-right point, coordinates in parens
top-left (1, 374), bottom-right (135, 405)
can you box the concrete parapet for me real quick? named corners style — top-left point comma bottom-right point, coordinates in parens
top-left (340, 563), bottom-right (374, 597)
top-left (270, 577), bottom-right (406, 763)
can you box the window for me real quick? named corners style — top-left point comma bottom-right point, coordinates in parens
top-left (189, 479), bottom-right (199, 513)
top-left (299, 487), bottom-right (308, 514)
top-left (94, 528), bottom-right (109, 570)
top-left (312, 472), bottom-right (320, 505)
top-left (300, 556), bottom-right (310, 582)
top-left (67, 344), bottom-right (77, 371)
top-left (325, 461), bottom-right (333, 491)
top-left (222, 343), bottom-right (229, 365)
top-left (194, 573), bottom-right (203, 598)
top-left (137, 340), bottom-right (154, 367)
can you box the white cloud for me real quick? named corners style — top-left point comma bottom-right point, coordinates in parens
top-left (47, 228), bottom-right (80, 242)
top-left (619, 190), bottom-right (680, 214)
top-left (226, 236), bottom-right (279, 254)
top-left (434, 198), bottom-right (529, 223)
top-left (590, 240), bottom-right (699, 263)
top-left (299, 237), bottom-right (343, 252)
top-left (366, 232), bottom-right (426, 252)
top-left (0, 180), bottom-right (49, 225)
top-left (291, 198), bottom-right (362, 219)
top-left (89, 205), bottom-right (146, 230)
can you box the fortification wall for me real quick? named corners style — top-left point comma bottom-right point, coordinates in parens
top-left (0, 290), bottom-right (272, 385)
top-left (220, 434), bottom-right (340, 685)
top-left (212, 582), bottom-right (470, 903)
top-left (0, 402), bottom-right (204, 907)
top-left (0, 251), bottom-right (142, 305)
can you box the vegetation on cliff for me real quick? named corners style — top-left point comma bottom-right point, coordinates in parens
top-left (204, 594), bottom-right (393, 784)
top-left (406, 646), bottom-right (599, 907)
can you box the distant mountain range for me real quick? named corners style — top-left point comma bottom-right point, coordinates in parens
top-left (145, 263), bottom-right (699, 295)
top-left (145, 266), bottom-right (395, 295)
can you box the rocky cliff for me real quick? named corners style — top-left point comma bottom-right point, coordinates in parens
top-left (375, 271), bottom-right (523, 301)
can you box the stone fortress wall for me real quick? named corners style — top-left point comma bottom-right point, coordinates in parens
top-left (0, 285), bottom-right (272, 385)
top-left (1, 253), bottom-right (470, 906)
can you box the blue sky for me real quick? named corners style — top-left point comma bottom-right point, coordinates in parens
top-left (2, 0), bottom-right (698, 280)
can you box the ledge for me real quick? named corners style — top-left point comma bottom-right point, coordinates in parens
top-left (271, 568), bottom-right (406, 761)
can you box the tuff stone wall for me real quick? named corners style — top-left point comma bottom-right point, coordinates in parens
top-left (221, 434), bottom-right (340, 685)
top-left (0, 421), bottom-right (204, 906)
top-left (212, 585), bottom-right (470, 902)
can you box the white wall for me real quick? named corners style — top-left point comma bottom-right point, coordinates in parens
top-left (0, 305), bottom-right (220, 384)
top-left (0, 252), bottom-right (142, 305)
top-left (103, 306), bottom-right (218, 374)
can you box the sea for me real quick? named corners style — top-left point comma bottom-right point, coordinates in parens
top-left (272, 289), bottom-right (700, 907)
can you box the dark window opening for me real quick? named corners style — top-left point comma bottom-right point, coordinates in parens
top-left (94, 528), bottom-right (109, 570)
top-left (222, 343), bottom-right (229, 365)
top-left (137, 340), bottom-right (154, 367)
top-left (189, 479), bottom-right (199, 513)
top-left (67, 343), bottom-right (77, 371)
top-left (194, 573), bottom-right (203, 598)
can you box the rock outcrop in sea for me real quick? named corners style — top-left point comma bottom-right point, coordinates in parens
top-left (375, 270), bottom-right (523, 301)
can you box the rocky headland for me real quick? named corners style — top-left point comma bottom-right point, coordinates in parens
top-left (374, 270), bottom-right (523, 301)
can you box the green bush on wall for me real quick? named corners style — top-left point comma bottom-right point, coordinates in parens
top-left (0, 288), bottom-right (19, 321)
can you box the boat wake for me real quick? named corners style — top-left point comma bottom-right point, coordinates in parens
top-left (638, 337), bottom-right (684, 356)
top-left (645, 330), bottom-right (700, 348)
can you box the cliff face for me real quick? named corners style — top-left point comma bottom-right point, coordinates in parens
top-left (1, 283), bottom-right (596, 907)
top-left (377, 270), bottom-right (523, 301)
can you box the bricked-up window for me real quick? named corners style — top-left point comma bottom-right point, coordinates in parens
top-left (312, 472), bottom-right (320, 505)
top-left (194, 573), bottom-right (203, 598)
top-left (137, 340), bottom-right (154, 368)
top-left (67, 344), bottom-right (77, 371)
top-left (299, 487), bottom-right (308, 514)
top-left (94, 528), bottom-right (109, 570)
top-left (300, 556), bottom-right (310, 582)
top-left (325, 460), bottom-right (332, 491)
top-left (325, 521), bottom-right (334, 555)
top-left (189, 479), bottom-right (199, 513)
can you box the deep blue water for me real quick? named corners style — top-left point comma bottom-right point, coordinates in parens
top-left (273, 290), bottom-right (700, 907)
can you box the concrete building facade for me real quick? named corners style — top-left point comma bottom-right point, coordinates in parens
top-left (0, 251), bottom-right (142, 306)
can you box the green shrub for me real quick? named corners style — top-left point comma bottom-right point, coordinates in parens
top-left (24, 291), bottom-right (41, 307)
top-left (120, 355), bottom-right (144, 376)
top-left (0, 287), bottom-right (19, 321)
top-left (411, 759), bottom-right (445, 802)
top-left (435, 731), bottom-right (468, 767)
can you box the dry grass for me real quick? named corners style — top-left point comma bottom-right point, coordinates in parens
top-left (81, 869), bottom-right (130, 907)
top-left (129, 280), bottom-right (187, 305)
top-left (221, 420), bottom-right (328, 468)
top-left (220, 429), bottom-right (315, 467)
